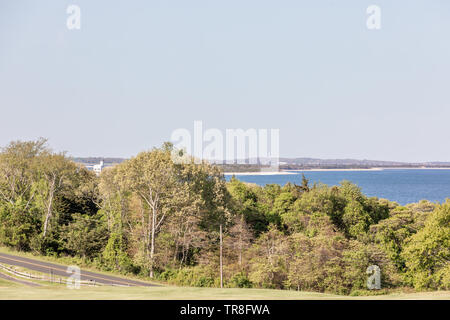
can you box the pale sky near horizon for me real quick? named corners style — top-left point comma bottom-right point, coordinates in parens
top-left (1, 0), bottom-right (449, 162)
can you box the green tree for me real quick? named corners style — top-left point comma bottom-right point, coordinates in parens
top-left (402, 200), bottom-right (450, 290)
top-left (248, 225), bottom-right (289, 289)
top-left (227, 177), bottom-right (269, 236)
top-left (0, 139), bottom-right (47, 250)
top-left (62, 213), bottom-right (108, 259)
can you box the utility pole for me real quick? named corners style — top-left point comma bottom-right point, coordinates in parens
top-left (220, 224), bottom-right (223, 288)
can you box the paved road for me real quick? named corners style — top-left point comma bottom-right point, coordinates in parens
top-left (0, 271), bottom-right (41, 287)
top-left (0, 252), bottom-right (156, 287)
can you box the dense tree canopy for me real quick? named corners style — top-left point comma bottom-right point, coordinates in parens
top-left (0, 139), bottom-right (448, 294)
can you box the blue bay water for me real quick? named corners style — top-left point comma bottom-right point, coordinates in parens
top-left (225, 169), bottom-right (450, 206)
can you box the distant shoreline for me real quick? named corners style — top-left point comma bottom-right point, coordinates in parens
top-left (224, 167), bottom-right (450, 175)
top-left (289, 167), bottom-right (450, 172)
top-left (224, 171), bottom-right (297, 176)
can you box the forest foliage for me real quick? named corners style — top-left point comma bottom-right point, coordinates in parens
top-left (0, 139), bottom-right (448, 294)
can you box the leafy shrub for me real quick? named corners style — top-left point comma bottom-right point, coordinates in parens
top-left (229, 272), bottom-right (253, 288)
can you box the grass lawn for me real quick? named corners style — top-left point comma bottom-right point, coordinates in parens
top-left (0, 282), bottom-right (449, 300)
top-left (0, 277), bottom-right (20, 288)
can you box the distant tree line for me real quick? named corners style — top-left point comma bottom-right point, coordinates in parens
top-left (71, 157), bottom-right (125, 165)
top-left (0, 139), bottom-right (448, 294)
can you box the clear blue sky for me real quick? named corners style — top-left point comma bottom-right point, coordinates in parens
top-left (1, 0), bottom-right (449, 162)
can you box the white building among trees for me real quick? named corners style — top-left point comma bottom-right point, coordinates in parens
top-left (93, 160), bottom-right (104, 176)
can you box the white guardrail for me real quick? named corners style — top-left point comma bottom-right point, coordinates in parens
top-left (0, 263), bottom-right (128, 287)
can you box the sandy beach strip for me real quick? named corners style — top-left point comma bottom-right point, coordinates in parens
top-left (224, 169), bottom-right (383, 175)
top-left (284, 168), bottom-right (384, 172)
top-left (224, 170), bottom-right (297, 176)
top-left (224, 167), bottom-right (450, 175)
top-left (291, 167), bottom-right (450, 172)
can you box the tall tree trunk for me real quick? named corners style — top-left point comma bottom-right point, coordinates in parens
top-left (220, 224), bottom-right (223, 288)
top-left (43, 180), bottom-right (55, 238)
top-left (149, 206), bottom-right (156, 278)
top-left (238, 233), bottom-right (242, 268)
